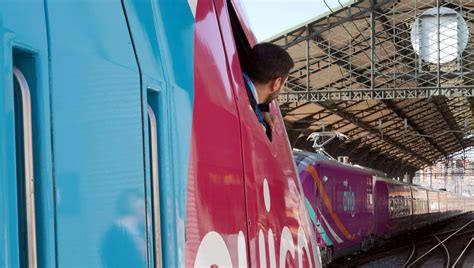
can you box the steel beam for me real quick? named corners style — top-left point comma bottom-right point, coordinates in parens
top-left (278, 87), bottom-right (474, 102)
top-left (431, 96), bottom-right (465, 150)
top-left (382, 99), bottom-right (448, 157)
top-left (319, 101), bottom-right (432, 165)
top-left (468, 97), bottom-right (474, 121)
top-left (278, 0), bottom-right (394, 49)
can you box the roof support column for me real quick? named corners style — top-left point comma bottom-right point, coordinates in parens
top-left (306, 25), bottom-right (310, 94)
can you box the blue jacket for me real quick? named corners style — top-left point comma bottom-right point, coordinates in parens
top-left (243, 73), bottom-right (272, 141)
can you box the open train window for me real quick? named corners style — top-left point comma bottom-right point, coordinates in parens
top-left (226, 1), bottom-right (274, 141)
top-left (226, 0), bottom-right (252, 74)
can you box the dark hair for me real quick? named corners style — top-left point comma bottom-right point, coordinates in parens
top-left (244, 42), bottom-right (294, 84)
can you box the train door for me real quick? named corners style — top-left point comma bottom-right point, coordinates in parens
top-left (0, 2), bottom-right (55, 267)
top-left (214, 1), bottom-right (321, 267)
top-left (312, 164), bottom-right (329, 251)
top-left (428, 191), bottom-right (439, 224)
top-left (119, 1), bottom-right (196, 266)
top-left (44, 1), bottom-right (150, 267)
top-left (331, 166), bottom-right (362, 251)
top-left (439, 192), bottom-right (447, 221)
top-left (409, 186), bottom-right (415, 231)
top-left (299, 162), bottom-right (333, 263)
top-left (374, 178), bottom-right (389, 237)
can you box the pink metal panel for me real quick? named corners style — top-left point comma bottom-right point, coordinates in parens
top-left (214, 0), bottom-right (320, 266)
top-left (374, 179), bottom-right (390, 238)
top-left (185, 1), bottom-right (248, 266)
top-left (315, 161), bottom-right (375, 256)
top-left (185, 1), bottom-right (321, 267)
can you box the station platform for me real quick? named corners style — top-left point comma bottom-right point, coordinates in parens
top-left (330, 212), bottom-right (474, 267)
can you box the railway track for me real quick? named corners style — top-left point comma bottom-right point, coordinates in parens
top-left (329, 214), bottom-right (474, 267)
top-left (404, 220), bottom-right (473, 267)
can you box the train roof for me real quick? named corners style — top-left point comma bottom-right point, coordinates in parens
top-left (293, 149), bottom-right (384, 176)
top-left (293, 150), bottom-right (468, 198)
top-left (374, 176), bottom-right (468, 197)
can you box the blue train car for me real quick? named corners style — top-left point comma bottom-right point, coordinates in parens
top-left (1, 1), bottom-right (193, 267)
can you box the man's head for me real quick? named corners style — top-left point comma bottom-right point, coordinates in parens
top-left (246, 43), bottom-right (294, 104)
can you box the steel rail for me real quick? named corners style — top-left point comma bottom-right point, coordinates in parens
top-left (402, 240), bottom-right (417, 268)
top-left (452, 237), bottom-right (474, 267)
top-left (407, 220), bottom-right (473, 267)
top-left (434, 234), bottom-right (450, 268)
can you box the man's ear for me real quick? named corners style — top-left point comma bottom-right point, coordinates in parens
top-left (271, 77), bottom-right (283, 92)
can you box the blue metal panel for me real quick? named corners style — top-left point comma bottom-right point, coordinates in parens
top-left (0, 41), bottom-right (20, 267)
top-left (121, 1), bottom-right (194, 267)
top-left (0, 1), bottom-right (55, 267)
top-left (117, 3), bottom-right (167, 267)
top-left (45, 1), bottom-right (147, 266)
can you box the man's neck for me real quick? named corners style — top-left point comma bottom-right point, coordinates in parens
top-left (253, 82), bottom-right (266, 105)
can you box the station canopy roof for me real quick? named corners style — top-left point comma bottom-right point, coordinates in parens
top-left (269, 0), bottom-right (474, 178)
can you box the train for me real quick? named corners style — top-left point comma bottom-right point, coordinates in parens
top-left (1, 0), bottom-right (322, 267)
top-left (294, 149), bottom-right (474, 265)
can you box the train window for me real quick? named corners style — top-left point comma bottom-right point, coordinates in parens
top-left (414, 199), bottom-right (417, 212)
top-left (12, 47), bottom-right (42, 268)
top-left (335, 185), bottom-right (344, 213)
top-left (389, 199), bottom-right (394, 216)
top-left (403, 198), bottom-right (407, 216)
top-left (389, 194), bottom-right (413, 218)
top-left (227, 1), bottom-right (274, 141)
top-left (407, 197), bottom-right (411, 215)
top-left (147, 90), bottom-right (163, 267)
top-left (335, 184), bottom-right (358, 213)
top-left (226, 1), bottom-right (251, 73)
top-left (404, 197), bottom-right (408, 215)
top-left (366, 193), bottom-right (374, 213)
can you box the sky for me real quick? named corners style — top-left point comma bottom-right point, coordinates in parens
top-left (240, 0), bottom-right (352, 41)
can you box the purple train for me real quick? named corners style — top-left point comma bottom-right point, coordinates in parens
top-left (294, 150), bottom-right (474, 265)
